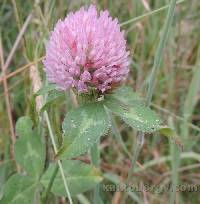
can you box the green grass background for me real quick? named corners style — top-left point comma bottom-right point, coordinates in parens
top-left (0, 0), bottom-right (200, 203)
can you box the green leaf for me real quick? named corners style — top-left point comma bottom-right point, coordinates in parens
top-left (16, 116), bottom-right (33, 138)
top-left (107, 86), bottom-right (144, 105)
top-left (34, 83), bottom-right (56, 96)
top-left (15, 116), bottom-right (45, 178)
top-left (0, 161), bottom-right (16, 198)
top-left (40, 90), bottom-right (64, 112)
top-left (159, 126), bottom-right (183, 151)
top-left (57, 102), bottom-right (109, 159)
top-left (159, 126), bottom-right (175, 137)
top-left (41, 160), bottom-right (102, 196)
top-left (104, 96), bottom-right (161, 133)
top-left (0, 174), bottom-right (40, 204)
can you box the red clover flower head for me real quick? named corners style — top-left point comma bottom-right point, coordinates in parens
top-left (43, 5), bottom-right (129, 93)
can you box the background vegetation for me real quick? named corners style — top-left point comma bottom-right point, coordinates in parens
top-left (0, 0), bottom-right (199, 203)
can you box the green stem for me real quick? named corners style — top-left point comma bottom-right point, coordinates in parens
top-left (126, 132), bottom-right (144, 183)
top-left (90, 141), bottom-right (102, 204)
top-left (43, 164), bottom-right (59, 203)
top-left (110, 114), bottom-right (131, 158)
top-left (44, 111), bottom-right (73, 204)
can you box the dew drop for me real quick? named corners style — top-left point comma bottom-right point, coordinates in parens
top-left (136, 124), bottom-right (140, 128)
top-left (72, 123), bottom-right (76, 128)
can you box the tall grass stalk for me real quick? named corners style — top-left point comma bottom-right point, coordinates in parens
top-left (126, 132), bottom-right (144, 183)
top-left (134, 151), bottom-right (200, 172)
top-left (181, 45), bottom-right (200, 148)
top-left (110, 114), bottom-right (131, 158)
top-left (120, 0), bottom-right (185, 27)
top-left (44, 110), bottom-right (73, 204)
top-left (125, 0), bottom-right (177, 201)
top-left (146, 0), bottom-right (177, 105)
top-left (169, 29), bottom-right (200, 204)
top-left (169, 117), bottom-right (180, 204)
top-left (90, 141), bottom-right (102, 204)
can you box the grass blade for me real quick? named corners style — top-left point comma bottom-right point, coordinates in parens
top-left (120, 0), bottom-right (186, 27)
top-left (146, 0), bottom-right (178, 105)
top-left (125, 0), bottom-right (178, 202)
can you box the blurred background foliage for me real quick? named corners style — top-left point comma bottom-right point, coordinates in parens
top-left (0, 0), bottom-right (200, 203)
